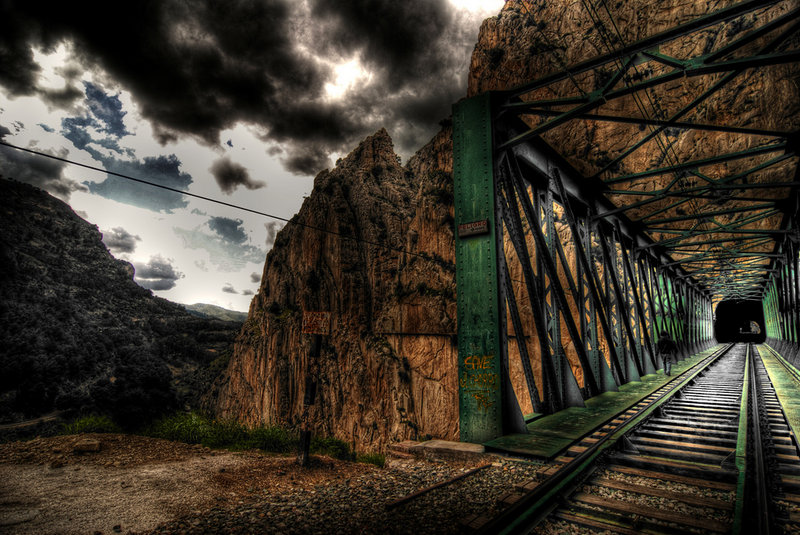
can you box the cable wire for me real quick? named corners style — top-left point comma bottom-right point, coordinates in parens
top-left (0, 140), bottom-right (450, 265)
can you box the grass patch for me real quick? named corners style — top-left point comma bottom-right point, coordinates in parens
top-left (245, 425), bottom-right (296, 453)
top-left (146, 412), bottom-right (249, 448)
top-left (146, 412), bottom-right (351, 458)
top-left (357, 452), bottom-right (386, 468)
top-left (62, 414), bottom-right (121, 435)
top-left (64, 411), bottom-right (359, 460)
top-left (310, 435), bottom-right (352, 460)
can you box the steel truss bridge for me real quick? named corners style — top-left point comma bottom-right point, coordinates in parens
top-left (452, 0), bottom-right (800, 442)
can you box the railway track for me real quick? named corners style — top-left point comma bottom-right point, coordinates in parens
top-left (467, 343), bottom-right (800, 534)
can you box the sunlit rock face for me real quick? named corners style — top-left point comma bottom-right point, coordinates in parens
top-left (210, 128), bottom-right (459, 450)
top-left (212, 0), bottom-right (799, 448)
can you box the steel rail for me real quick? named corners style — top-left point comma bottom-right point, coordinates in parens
top-left (744, 342), bottom-right (771, 533)
top-left (476, 343), bottom-right (735, 535)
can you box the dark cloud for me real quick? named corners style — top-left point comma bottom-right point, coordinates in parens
top-left (0, 0), bottom-right (489, 175)
top-left (133, 254), bottom-right (183, 291)
top-left (222, 283), bottom-right (238, 294)
top-left (84, 82), bottom-right (128, 137)
top-left (209, 157), bottom-right (265, 194)
top-left (53, 83), bottom-right (191, 212)
top-left (102, 226), bottom-right (141, 254)
top-left (250, 272), bottom-right (261, 283)
top-left (209, 216), bottom-right (247, 244)
top-left (0, 140), bottom-right (84, 200)
top-left (38, 123), bottom-right (54, 133)
top-left (84, 154), bottom-right (192, 213)
top-left (310, 0), bottom-right (452, 86)
top-left (242, 289), bottom-right (254, 296)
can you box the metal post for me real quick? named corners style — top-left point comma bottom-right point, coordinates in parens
top-left (453, 93), bottom-right (504, 442)
top-left (551, 169), bottom-right (621, 388)
top-left (618, 224), bottom-right (658, 373)
top-left (597, 219), bottom-right (644, 379)
top-left (506, 166), bottom-right (588, 405)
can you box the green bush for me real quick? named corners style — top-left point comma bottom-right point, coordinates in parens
top-left (203, 418), bottom-right (249, 449)
top-left (146, 412), bottom-right (358, 461)
top-left (147, 412), bottom-right (210, 444)
top-left (62, 414), bottom-right (121, 434)
top-left (357, 452), bottom-right (386, 468)
top-left (311, 435), bottom-right (353, 460)
top-left (247, 426), bottom-right (296, 453)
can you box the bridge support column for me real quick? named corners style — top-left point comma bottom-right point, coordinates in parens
top-left (453, 93), bottom-right (508, 443)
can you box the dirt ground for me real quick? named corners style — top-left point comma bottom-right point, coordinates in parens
top-left (0, 433), bottom-right (373, 535)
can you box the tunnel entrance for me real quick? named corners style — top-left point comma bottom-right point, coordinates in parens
top-left (714, 300), bottom-right (766, 343)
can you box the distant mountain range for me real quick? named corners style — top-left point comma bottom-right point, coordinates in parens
top-left (184, 303), bottom-right (248, 323)
top-left (0, 178), bottom-right (240, 428)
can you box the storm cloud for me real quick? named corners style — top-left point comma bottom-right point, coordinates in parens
top-left (210, 157), bottom-right (265, 194)
top-left (133, 254), bottom-right (184, 291)
top-left (0, 126), bottom-right (83, 200)
top-left (0, 1), bottom-right (490, 176)
top-left (209, 216), bottom-right (248, 244)
top-left (102, 227), bottom-right (141, 254)
top-left (84, 154), bottom-right (193, 213)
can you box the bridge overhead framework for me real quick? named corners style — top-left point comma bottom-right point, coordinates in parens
top-left (452, 0), bottom-right (800, 443)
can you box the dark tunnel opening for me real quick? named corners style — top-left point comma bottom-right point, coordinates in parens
top-left (714, 299), bottom-right (766, 343)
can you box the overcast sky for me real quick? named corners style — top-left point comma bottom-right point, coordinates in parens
top-left (0, 0), bottom-right (500, 311)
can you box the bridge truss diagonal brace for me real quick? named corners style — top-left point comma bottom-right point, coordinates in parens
top-left (454, 92), bottom-right (716, 442)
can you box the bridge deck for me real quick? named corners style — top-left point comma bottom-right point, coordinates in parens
top-left (483, 346), bottom-right (721, 458)
top-left (759, 345), bottom-right (800, 449)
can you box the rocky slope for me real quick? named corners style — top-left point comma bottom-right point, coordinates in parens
top-left (212, 0), bottom-right (799, 447)
top-left (0, 178), bottom-right (239, 427)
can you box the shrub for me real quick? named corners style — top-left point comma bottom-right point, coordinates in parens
top-left (147, 412), bottom-right (210, 444)
top-left (311, 435), bottom-right (352, 460)
top-left (247, 426), bottom-right (296, 453)
top-left (62, 414), bottom-right (121, 434)
top-left (203, 418), bottom-right (248, 449)
top-left (357, 452), bottom-right (386, 468)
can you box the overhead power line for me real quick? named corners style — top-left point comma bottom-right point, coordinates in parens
top-left (0, 140), bottom-right (447, 265)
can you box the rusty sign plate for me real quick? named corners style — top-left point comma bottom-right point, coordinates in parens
top-left (302, 311), bottom-right (331, 335)
top-left (458, 219), bottom-right (489, 238)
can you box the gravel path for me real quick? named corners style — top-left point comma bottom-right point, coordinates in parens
top-left (0, 434), bottom-right (543, 534)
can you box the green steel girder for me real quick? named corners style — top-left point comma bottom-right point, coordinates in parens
top-left (639, 202), bottom-right (777, 226)
top-left (605, 144), bottom-right (788, 186)
top-left (504, 0), bottom-right (785, 100)
top-left (507, 159), bottom-right (595, 403)
top-left (505, 108), bottom-right (791, 138)
top-left (552, 168), bottom-right (623, 387)
top-left (599, 154), bottom-right (797, 220)
top-left (498, 10), bottom-right (800, 153)
top-left (452, 0), bottom-right (797, 442)
top-left (589, 17), bottom-right (800, 181)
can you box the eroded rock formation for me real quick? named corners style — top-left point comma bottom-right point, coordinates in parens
top-left (210, 129), bottom-right (459, 449)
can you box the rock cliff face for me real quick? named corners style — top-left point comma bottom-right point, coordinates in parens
top-left (212, 0), bottom-right (799, 447)
top-left (211, 128), bottom-right (459, 449)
